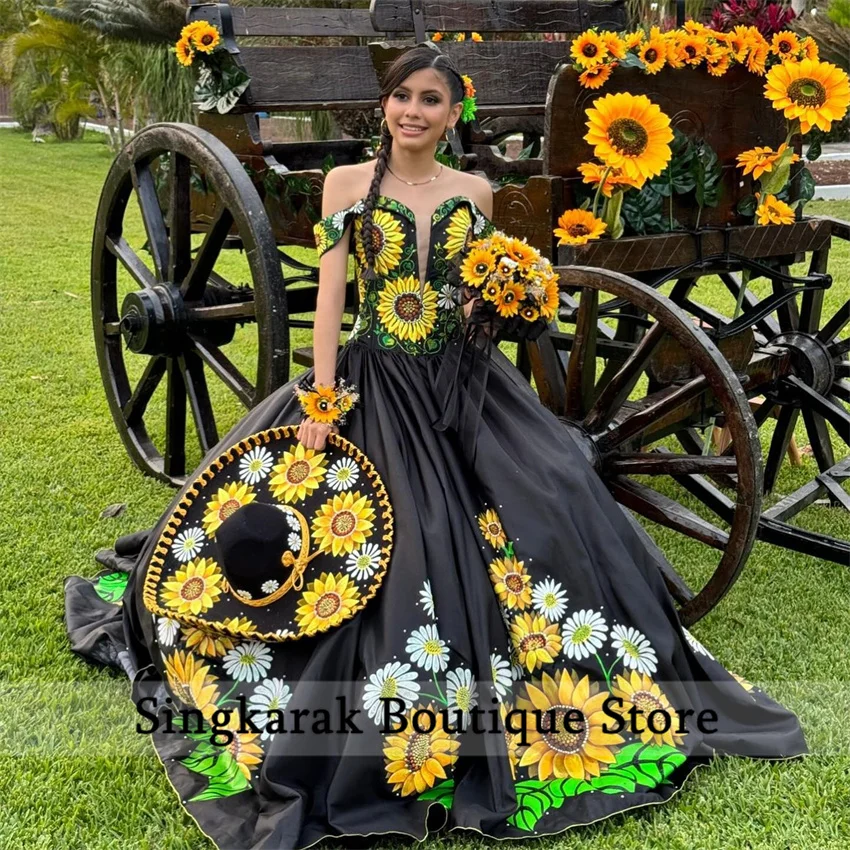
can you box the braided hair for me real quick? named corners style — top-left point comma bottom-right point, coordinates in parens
top-left (360, 44), bottom-right (466, 282)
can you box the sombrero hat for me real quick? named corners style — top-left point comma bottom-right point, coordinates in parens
top-left (142, 427), bottom-right (393, 643)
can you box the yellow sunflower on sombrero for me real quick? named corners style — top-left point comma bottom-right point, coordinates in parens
top-left (383, 702), bottom-right (460, 796)
top-left (311, 489), bottom-right (376, 556)
top-left (516, 669), bottom-right (625, 780)
top-left (376, 276), bottom-right (438, 342)
top-left (584, 92), bottom-right (674, 183)
top-left (354, 209), bottom-right (405, 275)
top-left (160, 557), bottom-right (225, 615)
top-left (764, 58), bottom-right (850, 134)
top-left (295, 571), bottom-right (362, 635)
top-left (202, 482), bottom-right (256, 537)
top-left (269, 442), bottom-right (327, 503)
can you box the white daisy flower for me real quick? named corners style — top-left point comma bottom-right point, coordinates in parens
top-left (438, 284), bottom-right (458, 310)
top-left (419, 580), bottom-right (436, 619)
top-left (531, 579), bottom-right (568, 621)
top-left (561, 609), bottom-right (608, 660)
top-left (347, 313), bottom-right (363, 342)
top-left (473, 212), bottom-right (487, 235)
top-left (288, 532), bottom-right (302, 553)
top-left (362, 661), bottom-right (421, 724)
top-left (275, 628), bottom-right (295, 639)
top-left (446, 668), bottom-right (479, 727)
top-left (239, 446), bottom-right (274, 484)
top-left (351, 200), bottom-right (365, 215)
top-left (345, 543), bottom-right (382, 580)
top-left (611, 624), bottom-right (658, 675)
top-left (171, 527), bottom-right (205, 562)
top-left (261, 579), bottom-right (280, 595)
top-left (247, 677), bottom-right (292, 739)
top-left (510, 651), bottom-right (525, 682)
top-left (156, 617), bottom-right (180, 646)
top-left (276, 506), bottom-right (300, 531)
top-left (489, 653), bottom-right (513, 699)
top-left (331, 209), bottom-right (349, 232)
top-left (326, 458), bottom-right (359, 491)
top-left (683, 627), bottom-right (714, 660)
top-left (405, 624), bottom-right (448, 673)
top-left (222, 640), bottom-right (273, 683)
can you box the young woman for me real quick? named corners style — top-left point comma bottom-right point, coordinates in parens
top-left (66, 44), bottom-right (806, 850)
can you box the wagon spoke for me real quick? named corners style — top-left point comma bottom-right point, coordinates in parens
top-left (817, 299), bottom-right (850, 342)
top-left (763, 405), bottom-right (799, 493)
top-left (832, 380), bottom-right (850, 403)
top-left (168, 152), bottom-right (193, 285)
top-left (606, 453), bottom-right (739, 476)
top-left (191, 337), bottom-right (254, 408)
top-left (179, 351), bottom-right (219, 454)
top-left (784, 375), bottom-right (850, 441)
top-left (801, 408), bottom-right (836, 472)
top-left (182, 203), bottom-right (235, 301)
top-left (595, 375), bottom-right (709, 452)
top-left (828, 337), bottom-right (850, 359)
top-left (799, 283), bottom-right (825, 337)
top-left (122, 355), bottom-right (166, 426)
top-left (837, 362), bottom-right (850, 379)
top-left (130, 162), bottom-right (169, 281)
top-left (106, 236), bottom-right (156, 290)
top-left (584, 322), bottom-right (666, 433)
top-left (564, 287), bottom-right (598, 420)
top-left (164, 358), bottom-right (187, 478)
top-left (720, 396), bottom-right (777, 456)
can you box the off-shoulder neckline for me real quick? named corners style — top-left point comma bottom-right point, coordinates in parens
top-left (319, 194), bottom-right (484, 228)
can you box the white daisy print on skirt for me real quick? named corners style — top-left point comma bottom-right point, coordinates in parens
top-left (326, 458), bottom-right (360, 491)
top-left (223, 640), bottom-right (274, 683)
top-left (418, 580), bottom-right (436, 619)
top-left (170, 528), bottom-right (205, 562)
top-left (611, 624), bottom-right (658, 675)
top-left (345, 543), bottom-right (382, 580)
top-left (239, 446), bottom-right (274, 484)
top-left (405, 623), bottom-right (448, 673)
top-left (561, 609), bottom-right (608, 661)
top-left (531, 578), bottom-right (568, 621)
top-left (489, 652), bottom-right (513, 699)
top-left (446, 668), bottom-right (479, 728)
top-left (156, 616), bottom-right (180, 647)
top-left (362, 661), bottom-right (421, 725)
top-left (683, 627), bottom-right (715, 660)
top-left (248, 677), bottom-right (292, 740)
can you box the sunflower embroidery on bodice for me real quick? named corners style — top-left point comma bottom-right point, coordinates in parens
top-left (313, 195), bottom-right (495, 356)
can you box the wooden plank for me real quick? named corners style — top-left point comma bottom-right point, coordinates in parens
top-left (371, 0), bottom-right (627, 33)
top-left (557, 219), bottom-right (833, 275)
top-left (188, 5), bottom-right (382, 38)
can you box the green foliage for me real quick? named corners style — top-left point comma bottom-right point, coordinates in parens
top-left (828, 0), bottom-right (850, 27)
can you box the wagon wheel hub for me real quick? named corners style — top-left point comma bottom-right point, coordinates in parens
top-left (120, 285), bottom-right (188, 355)
top-left (770, 331), bottom-right (836, 396)
top-left (559, 418), bottom-right (603, 473)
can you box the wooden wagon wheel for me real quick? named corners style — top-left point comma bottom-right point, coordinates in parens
top-left (527, 266), bottom-right (763, 626)
top-left (92, 123), bottom-right (287, 487)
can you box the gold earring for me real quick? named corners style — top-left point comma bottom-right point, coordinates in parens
top-left (380, 118), bottom-right (389, 135)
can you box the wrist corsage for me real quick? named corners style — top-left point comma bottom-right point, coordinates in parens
top-left (294, 377), bottom-right (360, 426)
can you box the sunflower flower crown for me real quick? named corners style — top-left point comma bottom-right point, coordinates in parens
top-left (294, 377), bottom-right (360, 427)
top-left (454, 231), bottom-right (559, 336)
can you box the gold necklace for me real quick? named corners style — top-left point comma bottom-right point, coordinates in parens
top-left (386, 163), bottom-right (443, 186)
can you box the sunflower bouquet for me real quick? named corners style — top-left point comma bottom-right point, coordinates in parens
top-left (451, 231), bottom-right (560, 341)
top-left (173, 21), bottom-right (250, 114)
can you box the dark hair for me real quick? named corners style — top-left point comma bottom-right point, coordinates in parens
top-left (359, 44), bottom-right (466, 282)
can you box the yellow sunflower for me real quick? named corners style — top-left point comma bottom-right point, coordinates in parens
top-left (624, 30), bottom-right (644, 50)
top-left (611, 670), bottom-right (685, 747)
top-left (554, 209), bottom-right (607, 246)
top-left (444, 206), bottom-right (474, 258)
top-left (175, 37), bottom-right (194, 67)
top-left (509, 612), bottom-right (562, 672)
top-left (726, 27), bottom-right (749, 62)
top-left (269, 443), bottom-right (327, 503)
top-left (160, 557), bottom-right (224, 615)
top-left (505, 237), bottom-right (538, 269)
top-left (706, 45), bottom-right (731, 77)
top-left (770, 30), bottom-right (800, 59)
top-left (500, 702), bottom-right (524, 780)
top-left (460, 247), bottom-right (497, 286)
top-left (639, 37), bottom-right (667, 74)
top-left (201, 482), bottom-right (256, 537)
top-left (180, 21), bottom-right (207, 40)
top-left (571, 31), bottom-right (609, 68)
top-left (520, 305), bottom-right (540, 322)
top-left (297, 384), bottom-right (339, 425)
top-left (516, 669), bottom-right (624, 780)
top-left (383, 702), bottom-right (460, 795)
top-left (163, 649), bottom-right (220, 719)
top-left (756, 194), bottom-right (795, 225)
top-left (482, 279), bottom-right (502, 302)
top-left (489, 554), bottom-right (532, 610)
top-left (584, 92), bottom-right (674, 183)
top-left (736, 142), bottom-right (799, 180)
top-left (376, 276), bottom-right (438, 343)
top-left (678, 33), bottom-right (708, 66)
top-left (577, 162), bottom-right (641, 197)
top-left (665, 33), bottom-right (686, 69)
top-left (221, 714), bottom-right (264, 780)
top-left (295, 572), bottom-right (361, 635)
top-left (579, 63), bottom-right (614, 90)
top-left (192, 23), bottom-right (221, 53)
top-left (800, 36), bottom-right (819, 61)
top-left (312, 489), bottom-right (376, 556)
top-left (313, 221), bottom-right (331, 255)
top-left (746, 39), bottom-right (769, 75)
top-left (601, 30), bottom-right (626, 60)
top-left (494, 281), bottom-right (524, 318)
top-left (539, 278), bottom-right (560, 321)
top-left (478, 508), bottom-right (507, 548)
top-left (764, 58), bottom-right (850, 134)
top-left (353, 209), bottom-right (405, 275)
top-left (181, 623), bottom-right (236, 658)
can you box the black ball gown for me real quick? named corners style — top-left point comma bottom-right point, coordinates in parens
top-left (65, 193), bottom-right (806, 850)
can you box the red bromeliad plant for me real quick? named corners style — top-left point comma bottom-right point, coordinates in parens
top-left (710, 0), bottom-right (796, 37)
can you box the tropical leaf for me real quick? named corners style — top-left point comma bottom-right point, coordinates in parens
top-left (691, 141), bottom-right (722, 209)
top-left (182, 743), bottom-right (252, 802)
top-left (418, 778), bottom-right (454, 808)
top-left (737, 193), bottom-right (758, 217)
top-left (94, 571), bottom-right (130, 604)
top-left (797, 167), bottom-right (816, 203)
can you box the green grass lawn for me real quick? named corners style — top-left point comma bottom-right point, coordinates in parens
top-left (1, 127), bottom-right (849, 849)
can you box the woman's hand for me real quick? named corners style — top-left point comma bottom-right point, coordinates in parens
top-left (297, 418), bottom-right (339, 450)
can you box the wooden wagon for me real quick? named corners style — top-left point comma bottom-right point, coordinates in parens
top-left (90, 0), bottom-right (849, 626)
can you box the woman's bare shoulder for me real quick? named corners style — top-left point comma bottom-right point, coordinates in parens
top-left (456, 171), bottom-right (494, 216)
top-left (323, 162), bottom-right (376, 212)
